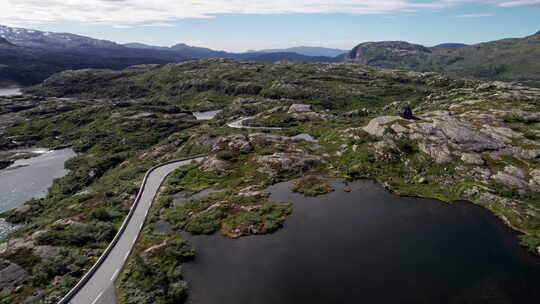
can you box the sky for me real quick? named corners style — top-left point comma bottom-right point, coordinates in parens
top-left (2, 0), bottom-right (539, 52)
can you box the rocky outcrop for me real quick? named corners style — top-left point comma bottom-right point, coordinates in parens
top-left (248, 133), bottom-right (291, 147)
top-left (212, 134), bottom-right (252, 153)
top-left (200, 156), bottom-right (228, 173)
top-left (363, 111), bottom-right (519, 164)
top-left (461, 153), bottom-right (485, 165)
top-left (0, 263), bottom-right (29, 296)
top-left (490, 166), bottom-right (540, 192)
top-left (287, 104), bottom-right (332, 121)
top-left (254, 152), bottom-right (322, 177)
top-left (362, 116), bottom-right (401, 137)
top-left (229, 97), bottom-right (277, 115)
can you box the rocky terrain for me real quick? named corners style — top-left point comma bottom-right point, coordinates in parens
top-left (0, 59), bottom-right (538, 303)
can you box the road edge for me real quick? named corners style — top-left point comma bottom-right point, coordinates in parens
top-left (57, 155), bottom-right (206, 304)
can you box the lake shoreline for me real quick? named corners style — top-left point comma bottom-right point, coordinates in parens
top-left (182, 178), bottom-right (540, 304)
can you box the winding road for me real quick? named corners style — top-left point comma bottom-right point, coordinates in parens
top-left (60, 157), bottom-right (205, 304)
top-left (227, 117), bottom-right (282, 130)
top-left (60, 114), bottom-right (281, 304)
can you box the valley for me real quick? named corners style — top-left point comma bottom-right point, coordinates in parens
top-left (0, 59), bottom-right (539, 303)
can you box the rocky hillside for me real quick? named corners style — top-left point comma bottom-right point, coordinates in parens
top-left (0, 25), bottom-right (122, 50)
top-left (346, 31), bottom-right (540, 88)
top-left (0, 25), bottom-right (337, 86)
top-left (346, 41), bottom-right (432, 66)
top-left (1, 60), bottom-right (539, 303)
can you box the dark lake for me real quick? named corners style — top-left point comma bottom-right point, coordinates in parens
top-left (183, 179), bottom-right (540, 304)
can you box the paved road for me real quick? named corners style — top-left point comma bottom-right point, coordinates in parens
top-left (227, 117), bottom-right (282, 130)
top-left (69, 157), bottom-right (205, 304)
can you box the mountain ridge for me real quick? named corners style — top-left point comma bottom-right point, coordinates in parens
top-left (346, 31), bottom-right (540, 87)
top-left (0, 25), bottom-right (338, 86)
top-left (0, 25), bottom-right (122, 50)
top-left (246, 46), bottom-right (348, 57)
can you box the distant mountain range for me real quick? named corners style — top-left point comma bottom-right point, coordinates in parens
top-left (432, 43), bottom-right (468, 49)
top-left (0, 25), bottom-right (122, 50)
top-left (123, 43), bottom-right (347, 58)
top-left (123, 42), bottom-right (231, 58)
top-left (0, 25), bottom-right (340, 85)
top-left (0, 27), bottom-right (338, 86)
top-left (1, 24), bottom-right (539, 88)
top-left (246, 46), bottom-right (348, 57)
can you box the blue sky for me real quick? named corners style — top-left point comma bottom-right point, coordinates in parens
top-left (3, 0), bottom-right (539, 52)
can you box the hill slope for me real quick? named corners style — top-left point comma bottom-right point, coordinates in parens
top-left (0, 25), bottom-right (337, 86)
top-left (346, 32), bottom-right (540, 87)
top-left (0, 25), bottom-right (121, 50)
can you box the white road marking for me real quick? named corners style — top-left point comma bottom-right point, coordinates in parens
top-left (64, 158), bottom-right (207, 302)
top-left (90, 291), bottom-right (103, 304)
top-left (111, 269), bottom-right (120, 281)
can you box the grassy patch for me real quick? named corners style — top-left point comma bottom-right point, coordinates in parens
top-left (292, 176), bottom-right (334, 196)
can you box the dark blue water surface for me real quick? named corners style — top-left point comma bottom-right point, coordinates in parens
top-left (183, 179), bottom-right (540, 304)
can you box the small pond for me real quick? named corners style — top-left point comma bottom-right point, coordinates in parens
top-left (0, 88), bottom-right (22, 97)
top-left (193, 110), bottom-right (222, 120)
top-left (182, 179), bottom-right (540, 304)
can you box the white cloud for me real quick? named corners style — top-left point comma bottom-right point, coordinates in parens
top-left (497, 0), bottom-right (540, 7)
top-left (1, 0), bottom-right (537, 27)
top-left (454, 13), bottom-right (494, 17)
top-left (1, 0), bottom-right (454, 26)
top-left (141, 22), bottom-right (176, 27)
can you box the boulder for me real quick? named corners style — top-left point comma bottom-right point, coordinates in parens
top-left (418, 143), bottom-right (453, 164)
top-left (491, 166), bottom-right (529, 190)
top-left (363, 116), bottom-right (402, 137)
top-left (287, 104), bottom-right (331, 121)
top-left (200, 157), bottom-right (228, 173)
top-left (288, 104), bottom-right (312, 114)
top-left (461, 153), bottom-right (485, 165)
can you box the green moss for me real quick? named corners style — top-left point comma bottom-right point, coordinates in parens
top-left (0, 247), bottom-right (41, 271)
top-left (292, 176), bottom-right (334, 196)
